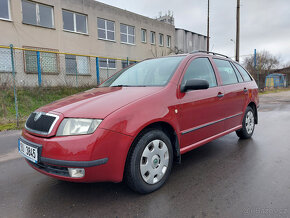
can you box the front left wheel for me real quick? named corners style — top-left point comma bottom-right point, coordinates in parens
top-left (125, 129), bottom-right (173, 194)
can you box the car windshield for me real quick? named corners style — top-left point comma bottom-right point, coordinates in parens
top-left (99, 56), bottom-right (185, 87)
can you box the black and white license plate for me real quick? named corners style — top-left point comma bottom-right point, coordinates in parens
top-left (18, 139), bottom-right (39, 163)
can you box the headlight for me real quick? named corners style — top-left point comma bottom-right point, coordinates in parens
top-left (56, 118), bottom-right (102, 136)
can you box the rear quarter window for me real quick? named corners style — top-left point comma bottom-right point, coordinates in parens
top-left (234, 63), bottom-right (252, 82)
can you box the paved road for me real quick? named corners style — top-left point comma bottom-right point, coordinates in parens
top-left (1, 92), bottom-right (290, 218)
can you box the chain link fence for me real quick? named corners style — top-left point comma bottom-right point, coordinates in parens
top-left (0, 45), bottom-right (139, 129)
top-left (0, 45), bottom-right (138, 87)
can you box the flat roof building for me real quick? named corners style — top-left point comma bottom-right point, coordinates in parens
top-left (0, 0), bottom-right (175, 59)
top-left (175, 28), bottom-right (207, 54)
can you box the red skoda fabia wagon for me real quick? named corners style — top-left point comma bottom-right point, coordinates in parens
top-left (19, 51), bottom-right (259, 193)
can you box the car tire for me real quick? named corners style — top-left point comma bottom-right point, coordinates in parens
top-left (125, 129), bottom-right (173, 194)
top-left (236, 106), bottom-right (255, 139)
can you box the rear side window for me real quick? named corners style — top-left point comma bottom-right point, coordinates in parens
top-left (234, 63), bottom-right (252, 82)
top-left (182, 58), bottom-right (217, 88)
top-left (230, 62), bottom-right (243, 82)
top-left (213, 59), bottom-right (238, 85)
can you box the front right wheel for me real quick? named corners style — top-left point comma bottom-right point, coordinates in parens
top-left (125, 129), bottom-right (173, 194)
top-left (236, 106), bottom-right (255, 139)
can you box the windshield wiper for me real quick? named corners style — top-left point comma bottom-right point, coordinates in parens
top-left (110, 85), bottom-right (132, 87)
top-left (110, 85), bottom-right (150, 87)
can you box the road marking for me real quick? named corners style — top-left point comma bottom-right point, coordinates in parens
top-left (0, 148), bottom-right (22, 163)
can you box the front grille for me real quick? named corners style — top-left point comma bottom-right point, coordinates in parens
top-left (29, 160), bottom-right (70, 177)
top-left (25, 112), bottom-right (59, 135)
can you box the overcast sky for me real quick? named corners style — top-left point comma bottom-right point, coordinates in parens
top-left (98, 0), bottom-right (290, 65)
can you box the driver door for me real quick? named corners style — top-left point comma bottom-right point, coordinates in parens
top-left (177, 57), bottom-right (225, 151)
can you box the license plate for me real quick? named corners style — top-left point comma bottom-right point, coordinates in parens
top-left (18, 139), bottom-right (38, 163)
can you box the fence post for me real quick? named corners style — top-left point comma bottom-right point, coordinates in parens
top-left (96, 57), bottom-right (100, 85)
top-left (106, 63), bottom-right (109, 79)
top-left (75, 60), bottom-right (78, 87)
top-left (254, 49), bottom-right (258, 88)
top-left (126, 57), bottom-right (129, 67)
top-left (9, 44), bottom-right (19, 128)
top-left (36, 51), bottom-right (42, 87)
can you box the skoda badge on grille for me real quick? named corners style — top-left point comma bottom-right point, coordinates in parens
top-left (34, 112), bottom-right (43, 122)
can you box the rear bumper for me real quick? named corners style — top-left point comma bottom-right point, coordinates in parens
top-left (21, 127), bottom-right (133, 182)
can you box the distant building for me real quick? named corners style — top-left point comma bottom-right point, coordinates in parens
top-left (175, 28), bottom-right (207, 54)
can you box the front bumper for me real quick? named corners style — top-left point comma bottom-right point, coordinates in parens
top-left (21, 127), bottom-right (133, 182)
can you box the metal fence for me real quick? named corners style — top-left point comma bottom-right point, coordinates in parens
top-left (0, 45), bottom-right (138, 88)
top-left (0, 44), bottom-right (139, 128)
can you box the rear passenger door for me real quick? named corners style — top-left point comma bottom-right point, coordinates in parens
top-left (178, 57), bottom-right (225, 150)
top-left (212, 58), bottom-right (246, 130)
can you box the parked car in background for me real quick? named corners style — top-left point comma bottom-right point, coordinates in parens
top-left (18, 51), bottom-right (259, 194)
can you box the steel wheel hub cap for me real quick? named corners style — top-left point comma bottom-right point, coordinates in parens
top-left (140, 139), bottom-right (169, 184)
top-left (245, 111), bottom-right (254, 134)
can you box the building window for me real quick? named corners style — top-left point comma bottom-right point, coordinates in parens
top-left (0, 0), bottom-right (11, 20)
top-left (141, 29), bottom-right (146, 43)
top-left (24, 47), bottom-right (58, 73)
top-left (159, 33), bottom-right (164, 46)
top-left (120, 24), bottom-right (135, 44)
top-left (22, 0), bottom-right (54, 28)
top-left (121, 60), bottom-right (137, 69)
top-left (150, 31), bottom-right (155, 44)
top-left (99, 58), bottom-right (116, 69)
top-left (167, 35), bottom-right (171, 48)
top-left (121, 60), bottom-right (128, 69)
top-left (0, 48), bottom-right (12, 72)
top-left (97, 18), bottom-right (115, 41)
top-left (65, 55), bottom-right (90, 75)
top-left (62, 10), bottom-right (87, 34)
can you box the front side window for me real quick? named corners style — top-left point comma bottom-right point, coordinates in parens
top-left (159, 33), bottom-right (164, 46)
top-left (150, 31), bottom-right (155, 44)
top-left (97, 18), bottom-right (115, 41)
top-left (120, 24), bottom-right (135, 44)
top-left (167, 35), bottom-right (171, 48)
top-left (22, 0), bottom-right (54, 28)
top-left (99, 58), bottom-right (116, 69)
top-left (62, 10), bottom-right (87, 34)
top-left (0, 48), bottom-right (12, 72)
top-left (213, 59), bottom-right (238, 85)
top-left (141, 29), bottom-right (146, 43)
top-left (24, 47), bottom-right (58, 73)
top-left (234, 63), bottom-right (252, 82)
top-left (182, 58), bottom-right (217, 88)
top-left (0, 0), bottom-right (10, 20)
top-left (100, 56), bottom-right (185, 87)
top-left (65, 55), bottom-right (89, 75)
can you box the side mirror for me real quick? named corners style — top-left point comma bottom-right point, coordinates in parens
top-left (181, 79), bottom-right (209, 92)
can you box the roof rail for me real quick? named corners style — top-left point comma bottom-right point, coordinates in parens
top-left (190, 50), bottom-right (229, 58)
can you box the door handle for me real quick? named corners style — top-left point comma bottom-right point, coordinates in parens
top-left (217, 92), bottom-right (224, 98)
top-left (243, 88), bottom-right (248, 93)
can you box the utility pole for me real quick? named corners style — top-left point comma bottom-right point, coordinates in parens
top-left (207, 0), bottom-right (210, 52)
top-left (236, 0), bottom-right (240, 62)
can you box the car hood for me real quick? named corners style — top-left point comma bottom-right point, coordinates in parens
top-left (37, 87), bottom-right (163, 119)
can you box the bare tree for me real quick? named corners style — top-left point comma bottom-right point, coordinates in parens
top-left (168, 46), bottom-right (184, 55)
top-left (243, 50), bottom-right (280, 74)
